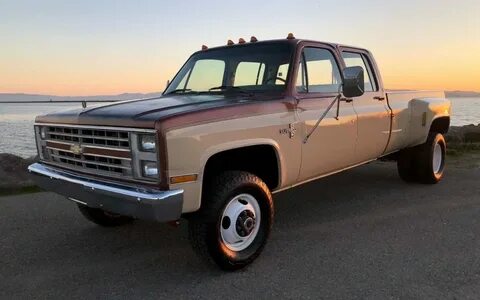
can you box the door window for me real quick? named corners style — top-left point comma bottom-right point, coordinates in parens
top-left (296, 48), bottom-right (342, 93)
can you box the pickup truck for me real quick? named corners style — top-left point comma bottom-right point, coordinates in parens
top-left (28, 35), bottom-right (451, 270)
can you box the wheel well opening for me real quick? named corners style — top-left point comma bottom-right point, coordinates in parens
top-left (430, 117), bottom-right (450, 134)
top-left (202, 145), bottom-right (280, 191)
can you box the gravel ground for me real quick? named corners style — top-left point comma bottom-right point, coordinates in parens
top-left (1, 160), bottom-right (479, 299)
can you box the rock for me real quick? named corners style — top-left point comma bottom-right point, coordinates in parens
top-left (0, 153), bottom-right (37, 190)
top-left (445, 123), bottom-right (480, 144)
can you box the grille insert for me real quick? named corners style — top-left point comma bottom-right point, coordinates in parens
top-left (46, 127), bottom-right (130, 149)
top-left (42, 126), bottom-right (133, 178)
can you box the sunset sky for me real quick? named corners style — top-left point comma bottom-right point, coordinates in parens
top-left (1, 0), bottom-right (479, 96)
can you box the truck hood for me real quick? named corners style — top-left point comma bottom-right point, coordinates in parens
top-left (35, 94), bottom-right (260, 128)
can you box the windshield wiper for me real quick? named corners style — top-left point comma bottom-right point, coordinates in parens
top-left (208, 85), bottom-right (240, 91)
top-left (165, 88), bottom-right (198, 95)
top-left (208, 86), bottom-right (254, 96)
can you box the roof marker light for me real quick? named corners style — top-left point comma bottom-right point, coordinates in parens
top-left (201, 45), bottom-right (208, 50)
top-left (287, 33), bottom-right (295, 39)
top-left (227, 39), bottom-right (234, 46)
top-left (238, 38), bottom-right (246, 44)
top-left (250, 36), bottom-right (258, 43)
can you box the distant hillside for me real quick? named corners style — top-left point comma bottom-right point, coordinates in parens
top-left (0, 92), bottom-right (163, 102)
top-left (445, 91), bottom-right (480, 98)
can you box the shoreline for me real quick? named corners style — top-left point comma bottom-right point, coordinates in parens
top-left (1, 124), bottom-right (478, 196)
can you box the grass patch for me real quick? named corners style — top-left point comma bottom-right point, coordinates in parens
top-left (446, 147), bottom-right (480, 169)
top-left (0, 185), bottom-right (42, 197)
top-left (447, 143), bottom-right (480, 157)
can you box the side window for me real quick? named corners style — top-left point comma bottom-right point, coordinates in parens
top-left (186, 59), bottom-right (225, 91)
top-left (234, 62), bottom-right (265, 86)
top-left (296, 48), bottom-right (342, 93)
top-left (341, 52), bottom-right (376, 92)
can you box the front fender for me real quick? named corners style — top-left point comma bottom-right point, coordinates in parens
top-left (198, 138), bottom-right (285, 187)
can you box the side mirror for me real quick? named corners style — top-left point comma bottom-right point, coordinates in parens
top-left (342, 66), bottom-right (364, 98)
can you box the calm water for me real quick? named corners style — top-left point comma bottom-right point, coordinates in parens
top-left (1, 98), bottom-right (479, 158)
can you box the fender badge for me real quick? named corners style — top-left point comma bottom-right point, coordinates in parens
top-left (279, 123), bottom-right (296, 139)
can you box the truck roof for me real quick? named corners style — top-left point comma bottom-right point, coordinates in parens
top-left (196, 38), bottom-right (370, 55)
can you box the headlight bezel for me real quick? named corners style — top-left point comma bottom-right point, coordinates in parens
top-left (131, 132), bottom-right (160, 181)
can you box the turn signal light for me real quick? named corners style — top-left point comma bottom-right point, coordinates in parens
top-left (170, 174), bottom-right (198, 184)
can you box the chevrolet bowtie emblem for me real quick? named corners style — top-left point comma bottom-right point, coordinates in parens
top-left (70, 144), bottom-right (83, 155)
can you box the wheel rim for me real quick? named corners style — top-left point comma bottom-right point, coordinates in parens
top-left (433, 142), bottom-right (443, 174)
top-left (220, 193), bottom-right (261, 252)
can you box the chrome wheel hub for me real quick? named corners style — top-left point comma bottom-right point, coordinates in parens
top-left (220, 193), bottom-right (261, 251)
top-left (433, 142), bottom-right (443, 174)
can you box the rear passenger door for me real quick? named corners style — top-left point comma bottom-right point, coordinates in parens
top-left (340, 49), bottom-right (391, 163)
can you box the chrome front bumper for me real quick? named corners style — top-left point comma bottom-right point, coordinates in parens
top-left (28, 163), bottom-right (183, 222)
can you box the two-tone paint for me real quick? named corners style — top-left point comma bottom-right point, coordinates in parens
top-left (35, 39), bottom-right (451, 214)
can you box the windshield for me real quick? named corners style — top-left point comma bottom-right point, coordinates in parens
top-left (165, 43), bottom-right (294, 95)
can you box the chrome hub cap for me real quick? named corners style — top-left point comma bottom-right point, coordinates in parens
top-left (220, 193), bottom-right (261, 251)
top-left (433, 142), bottom-right (443, 174)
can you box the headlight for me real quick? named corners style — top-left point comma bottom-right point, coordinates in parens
top-left (40, 127), bottom-right (47, 139)
top-left (142, 161), bottom-right (158, 177)
top-left (139, 134), bottom-right (156, 152)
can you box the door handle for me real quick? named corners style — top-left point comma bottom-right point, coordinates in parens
top-left (374, 96), bottom-right (385, 101)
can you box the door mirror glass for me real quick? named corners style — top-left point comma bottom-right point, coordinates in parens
top-left (342, 66), bottom-right (364, 98)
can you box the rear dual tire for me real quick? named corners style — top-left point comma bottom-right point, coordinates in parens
top-left (397, 132), bottom-right (446, 184)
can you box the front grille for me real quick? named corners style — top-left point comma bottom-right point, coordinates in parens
top-left (46, 126), bottom-right (130, 149)
top-left (41, 125), bottom-right (133, 179)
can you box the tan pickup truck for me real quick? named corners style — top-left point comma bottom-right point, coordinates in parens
top-left (29, 35), bottom-right (451, 270)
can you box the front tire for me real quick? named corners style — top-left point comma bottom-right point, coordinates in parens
top-left (77, 204), bottom-right (134, 227)
top-left (188, 171), bottom-right (274, 271)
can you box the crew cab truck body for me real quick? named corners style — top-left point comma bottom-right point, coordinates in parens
top-left (29, 36), bottom-right (451, 270)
